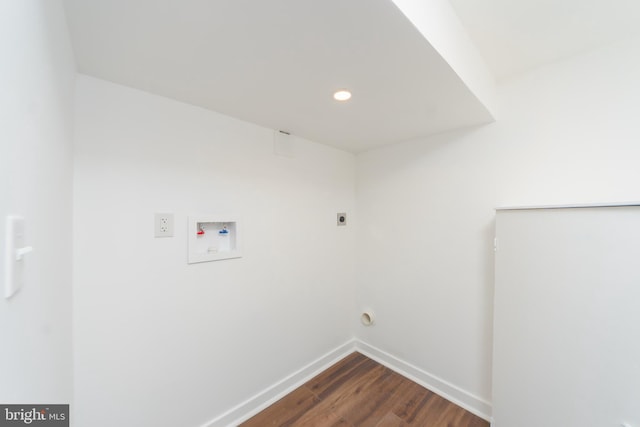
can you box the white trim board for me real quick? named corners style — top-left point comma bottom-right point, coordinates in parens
top-left (199, 339), bottom-right (492, 426)
top-left (355, 341), bottom-right (492, 422)
top-left (200, 339), bottom-right (357, 427)
top-left (496, 201), bottom-right (640, 210)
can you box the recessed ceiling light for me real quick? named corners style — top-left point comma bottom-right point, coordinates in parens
top-left (333, 90), bottom-right (352, 101)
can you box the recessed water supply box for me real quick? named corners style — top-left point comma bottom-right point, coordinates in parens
top-left (188, 216), bottom-right (241, 263)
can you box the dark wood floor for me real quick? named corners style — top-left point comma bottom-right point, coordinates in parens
top-left (239, 352), bottom-right (489, 427)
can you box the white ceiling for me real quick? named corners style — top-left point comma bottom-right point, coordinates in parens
top-left (62, 0), bottom-right (493, 153)
top-left (450, 0), bottom-right (640, 81)
top-left (63, 0), bottom-right (640, 152)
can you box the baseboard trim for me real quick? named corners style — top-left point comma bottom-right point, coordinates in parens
top-left (355, 340), bottom-right (492, 421)
top-left (200, 339), bottom-right (357, 427)
top-left (201, 338), bottom-right (492, 426)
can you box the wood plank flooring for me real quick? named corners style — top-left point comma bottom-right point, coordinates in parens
top-left (239, 352), bottom-right (489, 427)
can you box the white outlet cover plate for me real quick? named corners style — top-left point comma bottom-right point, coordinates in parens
top-left (154, 213), bottom-right (174, 237)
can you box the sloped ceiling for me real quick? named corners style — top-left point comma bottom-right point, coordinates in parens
top-left (62, 0), bottom-right (495, 152)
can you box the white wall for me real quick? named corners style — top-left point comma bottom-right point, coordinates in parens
top-left (72, 76), bottom-right (356, 427)
top-left (0, 0), bottom-right (75, 404)
top-left (355, 36), bottom-right (640, 416)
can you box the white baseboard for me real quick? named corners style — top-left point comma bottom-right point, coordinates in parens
top-left (355, 340), bottom-right (492, 421)
top-left (200, 339), bottom-right (357, 427)
top-left (201, 338), bottom-right (492, 426)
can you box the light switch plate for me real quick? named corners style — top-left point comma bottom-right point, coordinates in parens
top-left (5, 216), bottom-right (30, 299)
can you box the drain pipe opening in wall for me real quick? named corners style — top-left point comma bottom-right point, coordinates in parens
top-left (361, 311), bottom-right (374, 326)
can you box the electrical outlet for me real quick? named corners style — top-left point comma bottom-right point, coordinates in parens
top-left (337, 212), bottom-right (347, 226)
top-left (154, 213), bottom-right (174, 237)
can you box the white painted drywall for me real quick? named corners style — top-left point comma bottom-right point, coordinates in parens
top-left (493, 206), bottom-right (640, 427)
top-left (355, 36), bottom-right (640, 413)
top-left (0, 0), bottom-right (75, 405)
top-left (391, 0), bottom-right (497, 116)
top-left (72, 76), bottom-right (356, 427)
